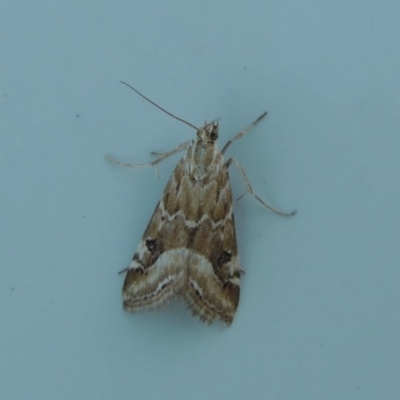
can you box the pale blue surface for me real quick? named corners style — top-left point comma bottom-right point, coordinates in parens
top-left (1, 1), bottom-right (400, 399)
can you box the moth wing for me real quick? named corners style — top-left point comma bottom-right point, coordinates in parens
top-left (184, 164), bottom-right (240, 325)
top-left (123, 159), bottom-right (191, 312)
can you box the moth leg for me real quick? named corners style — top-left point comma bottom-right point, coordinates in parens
top-left (150, 140), bottom-right (193, 157)
top-left (106, 140), bottom-right (192, 168)
top-left (225, 157), bottom-right (296, 217)
top-left (221, 112), bottom-right (267, 154)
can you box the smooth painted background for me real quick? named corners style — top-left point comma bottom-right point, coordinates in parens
top-left (1, 1), bottom-right (399, 399)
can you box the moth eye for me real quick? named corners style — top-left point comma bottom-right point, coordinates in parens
top-left (145, 238), bottom-right (157, 254)
top-left (210, 130), bottom-right (219, 141)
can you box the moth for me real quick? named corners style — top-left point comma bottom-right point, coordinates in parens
top-left (108, 82), bottom-right (295, 325)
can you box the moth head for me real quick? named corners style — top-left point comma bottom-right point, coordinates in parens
top-left (197, 121), bottom-right (219, 142)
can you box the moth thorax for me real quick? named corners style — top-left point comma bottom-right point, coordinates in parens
top-left (192, 139), bottom-right (219, 181)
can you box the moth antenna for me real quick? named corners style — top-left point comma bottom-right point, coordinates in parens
top-left (120, 81), bottom-right (199, 131)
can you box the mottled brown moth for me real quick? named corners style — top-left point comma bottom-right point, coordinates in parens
top-left (108, 82), bottom-right (295, 325)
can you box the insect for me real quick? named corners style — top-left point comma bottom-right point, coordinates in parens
top-left (107, 82), bottom-right (295, 325)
